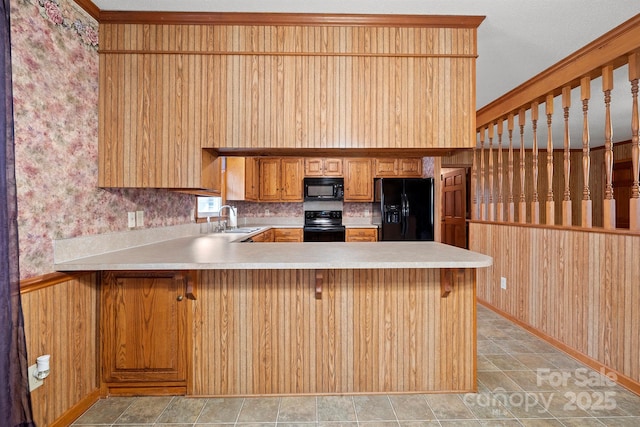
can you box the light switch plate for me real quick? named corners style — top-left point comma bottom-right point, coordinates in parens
top-left (500, 277), bottom-right (507, 290)
top-left (136, 210), bottom-right (144, 227)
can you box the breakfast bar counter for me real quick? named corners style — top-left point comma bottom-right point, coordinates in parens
top-left (54, 226), bottom-right (492, 396)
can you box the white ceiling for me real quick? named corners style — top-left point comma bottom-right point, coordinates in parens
top-left (92, 0), bottom-right (640, 147)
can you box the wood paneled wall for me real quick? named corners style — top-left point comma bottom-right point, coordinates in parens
top-left (470, 222), bottom-right (640, 392)
top-left (193, 268), bottom-right (476, 395)
top-left (99, 21), bottom-right (478, 178)
top-left (21, 273), bottom-right (101, 427)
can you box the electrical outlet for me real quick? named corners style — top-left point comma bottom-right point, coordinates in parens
top-left (136, 210), bottom-right (144, 227)
top-left (364, 208), bottom-right (370, 216)
top-left (28, 364), bottom-right (43, 391)
top-left (500, 277), bottom-right (507, 290)
top-left (265, 209), bottom-right (270, 216)
top-left (127, 212), bottom-right (136, 228)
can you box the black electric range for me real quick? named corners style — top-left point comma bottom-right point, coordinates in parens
top-left (303, 210), bottom-right (346, 242)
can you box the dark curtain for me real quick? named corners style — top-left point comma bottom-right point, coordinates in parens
top-left (0, 0), bottom-right (35, 425)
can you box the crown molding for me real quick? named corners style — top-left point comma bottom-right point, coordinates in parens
top-left (93, 10), bottom-right (483, 28)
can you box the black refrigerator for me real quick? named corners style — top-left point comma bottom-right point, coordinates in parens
top-left (373, 178), bottom-right (434, 241)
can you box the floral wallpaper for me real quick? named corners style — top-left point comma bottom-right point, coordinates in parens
top-left (11, 0), bottom-right (195, 278)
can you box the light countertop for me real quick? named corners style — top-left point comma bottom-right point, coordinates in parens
top-left (54, 225), bottom-right (492, 271)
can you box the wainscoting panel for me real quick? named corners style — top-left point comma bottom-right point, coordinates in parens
top-left (470, 222), bottom-right (640, 392)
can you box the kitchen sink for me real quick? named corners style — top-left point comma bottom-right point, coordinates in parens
top-left (222, 227), bottom-right (262, 233)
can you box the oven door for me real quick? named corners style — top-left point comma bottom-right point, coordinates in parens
top-left (303, 226), bottom-right (346, 242)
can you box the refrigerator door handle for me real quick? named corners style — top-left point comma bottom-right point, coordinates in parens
top-left (401, 193), bottom-right (407, 236)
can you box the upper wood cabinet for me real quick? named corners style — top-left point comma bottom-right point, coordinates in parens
top-left (304, 158), bottom-right (343, 177)
top-left (259, 158), bottom-right (303, 202)
top-left (97, 45), bottom-right (222, 193)
top-left (344, 158), bottom-right (373, 202)
top-left (374, 158), bottom-right (423, 177)
top-left (99, 18), bottom-right (481, 162)
top-left (226, 157), bottom-right (259, 201)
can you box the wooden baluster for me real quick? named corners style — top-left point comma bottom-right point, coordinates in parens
top-left (581, 76), bottom-right (592, 228)
top-left (602, 65), bottom-right (616, 229)
top-left (518, 108), bottom-right (527, 224)
top-left (472, 142), bottom-right (478, 220)
top-left (497, 119), bottom-right (505, 221)
top-left (507, 113), bottom-right (515, 222)
top-left (488, 124), bottom-right (495, 221)
top-left (479, 127), bottom-right (486, 220)
top-left (629, 52), bottom-right (640, 231)
top-left (545, 94), bottom-right (555, 225)
top-left (531, 101), bottom-right (540, 224)
top-left (562, 86), bottom-right (572, 226)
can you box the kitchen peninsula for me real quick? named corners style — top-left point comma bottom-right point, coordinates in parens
top-left (55, 226), bottom-right (491, 396)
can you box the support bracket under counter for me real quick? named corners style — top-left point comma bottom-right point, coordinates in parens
top-left (440, 268), bottom-right (467, 298)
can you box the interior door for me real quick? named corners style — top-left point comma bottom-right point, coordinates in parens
top-left (442, 168), bottom-right (468, 248)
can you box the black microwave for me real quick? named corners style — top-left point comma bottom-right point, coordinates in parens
top-left (304, 177), bottom-right (344, 201)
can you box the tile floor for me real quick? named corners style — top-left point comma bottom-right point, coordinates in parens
top-left (73, 305), bottom-right (640, 426)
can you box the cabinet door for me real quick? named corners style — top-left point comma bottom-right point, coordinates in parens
top-left (280, 158), bottom-right (303, 201)
top-left (227, 157), bottom-right (258, 201)
top-left (304, 158), bottom-right (324, 176)
top-left (101, 271), bottom-right (190, 388)
top-left (274, 228), bottom-right (304, 242)
top-left (345, 228), bottom-right (378, 242)
top-left (98, 52), bottom-right (220, 193)
top-left (245, 157), bottom-right (260, 200)
top-left (259, 158), bottom-right (282, 201)
top-left (252, 229), bottom-right (275, 242)
top-left (398, 158), bottom-right (423, 177)
top-left (344, 158), bottom-right (373, 201)
top-left (323, 158), bottom-right (343, 176)
top-left (374, 159), bottom-right (398, 177)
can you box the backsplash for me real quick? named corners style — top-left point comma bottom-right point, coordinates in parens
top-left (234, 201), bottom-right (373, 219)
top-left (12, 0), bottom-right (194, 278)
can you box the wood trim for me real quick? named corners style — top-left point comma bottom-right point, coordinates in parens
top-left (20, 271), bottom-right (94, 294)
top-left (98, 11), bottom-right (485, 28)
top-left (477, 14), bottom-right (640, 127)
top-left (49, 389), bottom-right (102, 427)
top-left (72, 0), bottom-right (100, 21)
top-left (218, 148), bottom-right (458, 157)
top-left (99, 50), bottom-right (478, 59)
top-left (477, 299), bottom-right (640, 396)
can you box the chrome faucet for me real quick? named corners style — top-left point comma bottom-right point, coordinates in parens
top-left (217, 205), bottom-right (236, 232)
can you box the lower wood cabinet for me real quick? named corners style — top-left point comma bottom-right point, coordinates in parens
top-left (252, 229), bottom-right (275, 242)
top-left (100, 270), bottom-right (194, 395)
top-left (345, 227), bottom-right (378, 242)
top-left (273, 228), bottom-right (303, 242)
